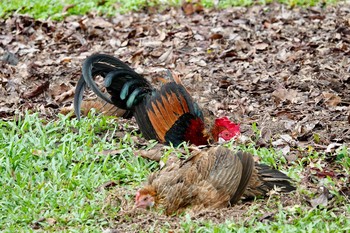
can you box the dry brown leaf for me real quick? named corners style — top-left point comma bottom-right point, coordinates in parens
top-left (98, 149), bottom-right (126, 156)
top-left (54, 88), bottom-right (75, 103)
top-left (59, 106), bottom-right (74, 115)
top-left (310, 186), bottom-right (331, 208)
top-left (22, 81), bottom-right (50, 99)
top-left (158, 47), bottom-right (173, 64)
top-left (272, 88), bottom-right (299, 104)
top-left (46, 218), bottom-right (57, 226)
top-left (96, 181), bottom-right (118, 192)
top-left (89, 17), bottom-right (113, 28)
top-left (254, 42), bottom-right (269, 51)
top-left (210, 33), bottom-right (223, 40)
top-left (62, 4), bottom-right (76, 13)
top-left (322, 92), bottom-right (341, 106)
top-left (136, 148), bottom-right (163, 161)
top-left (182, 1), bottom-right (203, 15)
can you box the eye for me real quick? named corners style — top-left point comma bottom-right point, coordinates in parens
top-left (142, 197), bottom-right (149, 201)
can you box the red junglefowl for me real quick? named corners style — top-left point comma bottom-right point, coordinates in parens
top-left (74, 54), bottom-right (240, 146)
top-left (135, 146), bottom-right (295, 215)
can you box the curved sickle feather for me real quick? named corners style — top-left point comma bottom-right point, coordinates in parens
top-left (74, 76), bottom-right (86, 120)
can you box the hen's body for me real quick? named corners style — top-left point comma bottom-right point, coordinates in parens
top-left (136, 146), bottom-right (295, 215)
top-left (74, 54), bottom-right (240, 146)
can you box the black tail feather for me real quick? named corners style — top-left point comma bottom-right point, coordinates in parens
top-left (256, 163), bottom-right (296, 193)
top-left (74, 76), bottom-right (86, 120)
top-left (74, 54), bottom-right (153, 119)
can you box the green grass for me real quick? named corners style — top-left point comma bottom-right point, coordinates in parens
top-left (0, 0), bottom-right (340, 20)
top-left (0, 112), bottom-right (158, 232)
top-left (1, 113), bottom-right (349, 232)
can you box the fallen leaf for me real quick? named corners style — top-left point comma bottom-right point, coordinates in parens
top-left (272, 88), bottom-right (299, 104)
top-left (62, 4), bottom-right (76, 13)
top-left (46, 218), bottom-right (57, 226)
top-left (54, 87), bottom-right (75, 103)
top-left (310, 186), bottom-right (332, 208)
top-left (98, 149), bottom-right (126, 156)
top-left (96, 181), bottom-right (118, 192)
top-left (137, 148), bottom-right (163, 161)
top-left (254, 42), bottom-right (269, 51)
top-left (22, 81), bottom-right (50, 99)
top-left (210, 33), bottom-right (223, 40)
top-left (325, 143), bottom-right (343, 153)
top-left (322, 92), bottom-right (341, 106)
top-left (158, 47), bottom-right (173, 64)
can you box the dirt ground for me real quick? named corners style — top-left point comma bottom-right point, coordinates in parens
top-left (1, 2), bottom-right (349, 231)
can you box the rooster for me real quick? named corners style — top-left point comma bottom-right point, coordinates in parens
top-left (135, 146), bottom-right (295, 215)
top-left (74, 54), bottom-right (240, 146)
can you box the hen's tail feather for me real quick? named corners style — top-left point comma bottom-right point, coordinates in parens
top-left (243, 163), bottom-right (295, 200)
top-left (256, 163), bottom-right (296, 193)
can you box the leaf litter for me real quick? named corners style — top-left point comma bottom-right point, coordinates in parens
top-left (1, 2), bottom-right (350, 230)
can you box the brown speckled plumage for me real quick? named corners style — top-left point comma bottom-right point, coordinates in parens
top-left (137, 146), bottom-right (295, 215)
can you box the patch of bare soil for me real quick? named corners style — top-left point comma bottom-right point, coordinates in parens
top-left (1, 3), bottom-right (349, 230)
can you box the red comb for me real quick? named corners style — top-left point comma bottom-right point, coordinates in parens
top-left (215, 117), bottom-right (240, 134)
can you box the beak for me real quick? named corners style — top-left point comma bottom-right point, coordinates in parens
top-left (134, 201), bottom-right (153, 209)
top-left (134, 201), bottom-right (143, 209)
top-left (218, 137), bottom-right (226, 144)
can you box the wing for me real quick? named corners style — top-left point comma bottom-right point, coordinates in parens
top-left (205, 146), bottom-right (243, 199)
top-left (134, 82), bottom-right (204, 146)
top-left (179, 146), bottom-right (247, 209)
top-left (229, 152), bottom-right (254, 204)
top-left (148, 158), bottom-right (199, 215)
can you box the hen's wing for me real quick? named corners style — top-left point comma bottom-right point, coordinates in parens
top-left (229, 151), bottom-right (254, 204)
top-left (199, 147), bottom-right (244, 207)
top-left (176, 146), bottom-right (246, 208)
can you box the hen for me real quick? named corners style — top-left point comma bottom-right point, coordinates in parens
top-left (135, 146), bottom-right (295, 215)
top-left (74, 54), bottom-right (240, 146)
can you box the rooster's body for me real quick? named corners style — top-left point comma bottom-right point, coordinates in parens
top-left (74, 54), bottom-right (240, 146)
top-left (135, 146), bottom-right (295, 215)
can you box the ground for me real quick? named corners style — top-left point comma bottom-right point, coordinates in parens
top-left (1, 3), bottom-right (349, 152)
top-left (1, 2), bottom-right (350, 232)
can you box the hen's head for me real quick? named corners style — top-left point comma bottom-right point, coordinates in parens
top-left (135, 186), bottom-right (156, 209)
top-left (213, 117), bottom-right (240, 142)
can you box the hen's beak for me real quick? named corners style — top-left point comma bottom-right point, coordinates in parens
top-left (134, 201), bottom-right (143, 209)
top-left (134, 201), bottom-right (154, 209)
